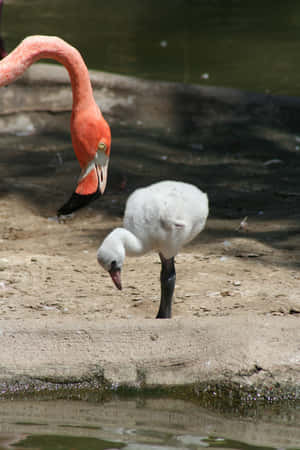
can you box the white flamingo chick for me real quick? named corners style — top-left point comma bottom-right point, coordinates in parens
top-left (97, 180), bottom-right (209, 318)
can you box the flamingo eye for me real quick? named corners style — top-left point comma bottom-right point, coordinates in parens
top-left (98, 142), bottom-right (107, 152)
top-left (110, 260), bottom-right (117, 270)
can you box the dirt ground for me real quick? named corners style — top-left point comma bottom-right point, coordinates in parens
top-left (1, 133), bottom-right (300, 323)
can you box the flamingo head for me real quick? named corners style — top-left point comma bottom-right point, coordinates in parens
top-left (108, 262), bottom-right (122, 290)
top-left (57, 109), bottom-right (111, 216)
top-left (97, 230), bottom-right (125, 291)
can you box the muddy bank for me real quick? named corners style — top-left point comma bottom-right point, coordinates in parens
top-left (0, 64), bottom-right (299, 399)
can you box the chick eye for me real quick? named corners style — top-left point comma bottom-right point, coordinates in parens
top-left (110, 260), bottom-right (117, 270)
top-left (98, 142), bottom-right (107, 152)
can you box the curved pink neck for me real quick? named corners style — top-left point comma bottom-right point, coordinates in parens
top-left (0, 35), bottom-right (95, 112)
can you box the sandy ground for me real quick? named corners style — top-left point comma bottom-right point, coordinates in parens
top-left (1, 161), bottom-right (300, 322)
top-left (1, 186), bottom-right (300, 323)
top-left (1, 207), bottom-right (300, 324)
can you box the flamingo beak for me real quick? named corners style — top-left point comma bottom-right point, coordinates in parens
top-left (78, 149), bottom-right (109, 194)
top-left (109, 268), bottom-right (122, 290)
top-left (97, 153), bottom-right (109, 195)
top-left (57, 146), bottom-right (109, 216)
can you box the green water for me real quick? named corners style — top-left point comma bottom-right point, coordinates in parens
top-left (0, 397), bottom-right (299, 450)
top-left (3, 0), bottom-right (300, 96)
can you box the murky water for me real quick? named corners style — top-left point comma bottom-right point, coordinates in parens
top-left (3, 0), bottom-right (300, 96)
top-left (0, 396), bottom-right (299, 450)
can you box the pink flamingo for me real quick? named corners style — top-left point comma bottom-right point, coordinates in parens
top-left (0, 35), bottom-right (111, 215)
top-left (0, 0), bottom-right (7, 59)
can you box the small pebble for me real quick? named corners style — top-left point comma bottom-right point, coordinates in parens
top-left (220, 256), bottom-right (228, 262)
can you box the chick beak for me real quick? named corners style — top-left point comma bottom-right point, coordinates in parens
top-left (109, 268), bottom-right (122, 290)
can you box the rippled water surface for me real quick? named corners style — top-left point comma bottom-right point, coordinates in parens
top-left (0, 397), bottom-right (299, 450)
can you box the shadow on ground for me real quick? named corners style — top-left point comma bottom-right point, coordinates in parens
top-left (1, 66), bottom-right (300, 269)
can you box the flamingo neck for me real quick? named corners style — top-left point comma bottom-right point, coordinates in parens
top-left (0, 35), bottom-right (95, 111)
top-left (112, 228), bottom-right (146, 257)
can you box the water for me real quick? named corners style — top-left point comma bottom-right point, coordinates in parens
top-left (0, 396), bottom-right (299, 449)
top-left (2, 0), bottom-right (300, 96)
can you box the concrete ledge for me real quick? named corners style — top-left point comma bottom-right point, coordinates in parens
top-left (0, 315), bottom-right (299, 400)
top-left (1, 62), bottom-right (300, 140)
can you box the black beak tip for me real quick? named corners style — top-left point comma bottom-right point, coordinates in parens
top-left (57, 191), bottom-right (101, 216)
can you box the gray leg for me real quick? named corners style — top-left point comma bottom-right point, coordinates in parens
top-left (156, 253), bottom-right (176, 319)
